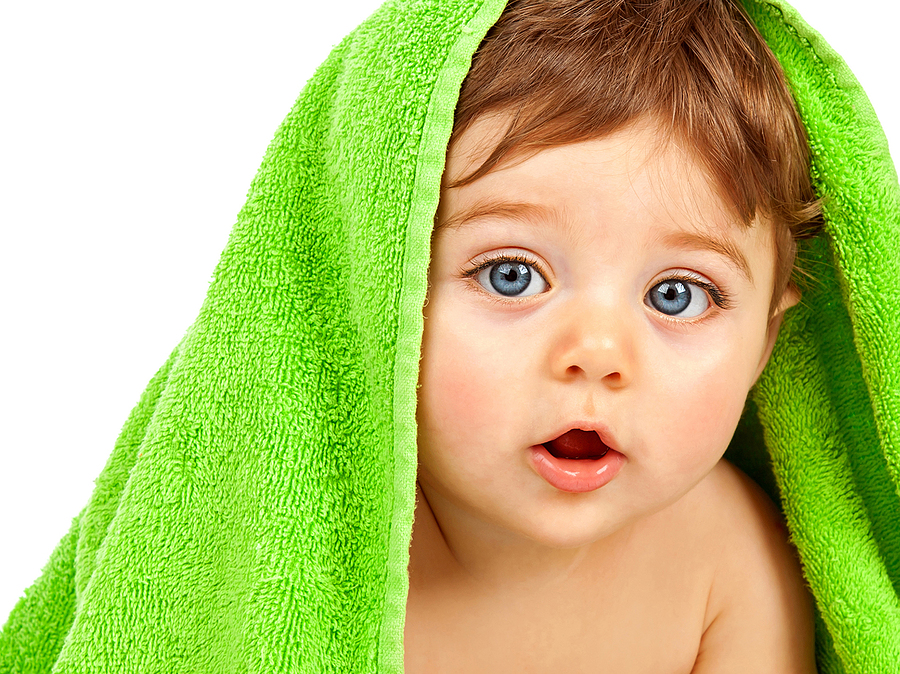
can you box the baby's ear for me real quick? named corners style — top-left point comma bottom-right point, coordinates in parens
top-left (773, 282), bottom-right (801, 314)
top-left (752, 284), bottom-right (801, 385)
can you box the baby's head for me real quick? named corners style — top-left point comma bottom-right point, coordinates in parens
top-left (416, 0), bottom-right (822, 548)
top-left (449, 0), bottom-right (823, 311)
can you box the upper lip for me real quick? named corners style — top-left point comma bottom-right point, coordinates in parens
top-left (536, 421), bottom-right (620, 454)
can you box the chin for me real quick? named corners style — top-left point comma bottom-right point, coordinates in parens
top-left (516, 511), bottom-right (626, 551)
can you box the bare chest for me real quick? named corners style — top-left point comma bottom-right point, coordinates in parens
top-left (404, 557), bottom-right (709, 674)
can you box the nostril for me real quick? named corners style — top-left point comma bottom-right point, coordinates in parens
top-left (565, 364), bottom-right (623, 383)
top-left (604, 371), bottom-right (622, 383)
top-left (555, 331), bottom-right (632, 383)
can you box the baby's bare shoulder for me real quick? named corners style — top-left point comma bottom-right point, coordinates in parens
top-left (688, 459), bottom-right (817, 673)
top-left (694, 459), bottom-right (793, 558)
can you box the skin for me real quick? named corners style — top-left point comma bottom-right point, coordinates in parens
top-left (405, 115), bottom-right (816, 672)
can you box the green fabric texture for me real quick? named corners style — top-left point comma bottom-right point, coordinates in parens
top-left (1, 0), bottom-right (897, 672)
top-left (738, 1), bottom-right (900, 671)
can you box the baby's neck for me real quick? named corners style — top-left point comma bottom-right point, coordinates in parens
top-left (409, 483), bottom-right (635, 592)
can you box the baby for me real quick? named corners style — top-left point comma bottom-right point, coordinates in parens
top-left (11, 0), bottom-right (869, 671)
top-left (405, 0), bottom-right (819, 671)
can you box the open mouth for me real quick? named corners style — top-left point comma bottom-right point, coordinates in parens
top-left (543, 429), bottom-right (610, 460)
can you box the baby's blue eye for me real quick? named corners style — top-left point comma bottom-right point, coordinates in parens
top-left (646, 279), bottom-right (710, 318)
top-left (476, 260), bottom-right (548, 297)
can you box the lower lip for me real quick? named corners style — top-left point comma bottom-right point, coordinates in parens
top-left (529, 445), bottom-right (625, 493)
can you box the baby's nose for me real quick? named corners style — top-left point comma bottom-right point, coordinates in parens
top-left (548, 305), bottom-right (635, 387)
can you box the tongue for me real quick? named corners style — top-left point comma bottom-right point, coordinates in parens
top-left (545, 429), bottom-right (610, 460)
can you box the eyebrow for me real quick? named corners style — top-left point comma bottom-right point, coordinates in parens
top-left (658, 230), bottom-right (754, 284)
top-left (435, 199), bottom-right (554, 233)
top-left (436, 198), bottom-right (754, 284)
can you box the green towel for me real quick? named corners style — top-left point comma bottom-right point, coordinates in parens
top-left (1, 0), bottom-right (897, 672)
top-left (740, 0), bottom-right (900, 669)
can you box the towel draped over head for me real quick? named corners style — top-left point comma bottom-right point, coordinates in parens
top-left (2, 0), bottom-right (898, 671)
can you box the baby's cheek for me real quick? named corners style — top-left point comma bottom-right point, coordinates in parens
top-left (427, 352), bottom-right (503, 435)
top-left (416, 350), bottom-right (513, 492)
top-left (649, 357), bottom-right (753, 467)
top-left (422, 366), bottom-right (484, 434)
top-left (418, 325), bottom-right (505, 443)
top-left (693, 376), bottom-right (751, 454)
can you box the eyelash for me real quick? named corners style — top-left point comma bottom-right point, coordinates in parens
top-left (460, 254), bottom-right (733, 318)
top-left (658, 272), bottom-right (733, 311)
top-left (461, 252), bottom-right (550, 294)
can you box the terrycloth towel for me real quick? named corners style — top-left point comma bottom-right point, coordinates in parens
top-left (1, 0), bottom-right (897, 672)
top-left (737, 1), bottom-right (900, 670)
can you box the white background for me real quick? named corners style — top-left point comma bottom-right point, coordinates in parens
top-left (2, 0), bottom-right (897, 625)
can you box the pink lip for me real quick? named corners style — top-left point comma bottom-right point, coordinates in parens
top-left (529, 445), bottom-right (625, 493)
top-left (529, 423), bottom-right (625, 493)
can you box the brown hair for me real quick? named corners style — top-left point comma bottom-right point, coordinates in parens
top-left (448, 0), bottom-right (823, 309)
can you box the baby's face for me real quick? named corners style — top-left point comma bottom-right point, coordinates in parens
top-left (417, 115), bottom-right (786, 549)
